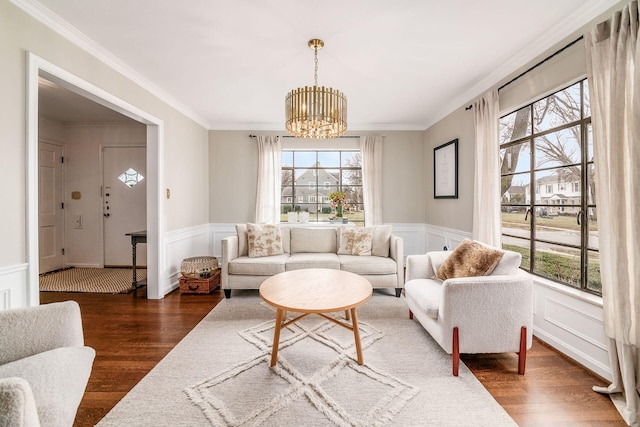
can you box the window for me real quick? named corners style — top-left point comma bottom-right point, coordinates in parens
top-left (281, 150), bottom-right (364, 224)
top-left (500, 79), bottom-right (600, 295)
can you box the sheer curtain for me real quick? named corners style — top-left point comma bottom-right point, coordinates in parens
top-left (361, 136), bottom-right (383, 226)
top-left (586, 2), bottom-right (640, 425)
top-left (254, 136), bottom-right (282, 224)
top-left (472, 89), bottom-right (501, 246)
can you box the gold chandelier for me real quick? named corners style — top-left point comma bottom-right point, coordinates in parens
top-left (285, 39), bottom-right (347, 139)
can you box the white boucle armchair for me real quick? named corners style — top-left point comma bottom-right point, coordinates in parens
top-left (404, 246), bottom-right (533, 376)
top-left (0, 301), bottom-right (95, 427)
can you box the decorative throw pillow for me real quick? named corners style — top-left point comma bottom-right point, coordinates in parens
top-left (247, 223), bottom-right (284, 258)
top-left (337, 227), bottom-right (374, 256)
top-left (436, 239), bottom-right (504, 280)
top-left (371, 225), bottom-right (392, 257)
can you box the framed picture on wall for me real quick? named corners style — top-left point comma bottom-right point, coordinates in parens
top-left (434, 139), bottom-right (458, 199)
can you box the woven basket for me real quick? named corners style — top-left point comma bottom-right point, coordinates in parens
top-left (180, 256), bottom-right (218, 279)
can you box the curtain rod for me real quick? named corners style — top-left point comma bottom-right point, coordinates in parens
top-left (498, 35), bottom-right (584, 92)
top-left (465, 35), bottom-right (585, 110)
top-left (248, 135), bottom-right (366, 139)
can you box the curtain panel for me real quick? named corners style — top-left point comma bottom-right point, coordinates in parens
top-left (472, 89), bottom-right (501, 246)
top-left (254, 136), bottom-right (282, 224)
top-left (586, 2), bottom-right (640, 425)
top-left (360, 136), bottom-right (383, 226)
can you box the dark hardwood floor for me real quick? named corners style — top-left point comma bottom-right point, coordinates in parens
top-left (40, 288), bottom-right (624, 426)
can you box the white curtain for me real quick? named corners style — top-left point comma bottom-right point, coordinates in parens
top-left (254, 136), bottom-right (282, 224)
top-left (586, 2), bottom-right (640, 425)
top-left (361, 136), bottom-right (383, 226)
top-left (472, 89), bottom-right (501, 246)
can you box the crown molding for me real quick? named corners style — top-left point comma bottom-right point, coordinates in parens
top-left (11, 0), bottom-right (211, 129)
top-left (422, 0), bottom-right (623, 130)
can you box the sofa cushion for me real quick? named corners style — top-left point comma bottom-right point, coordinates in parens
top-left (286, 253), bottom-right (340, 271)
top-left (290, 228), bottom-right (337, 253)
top-left (371, 225), bottom-right (392, 257)
top-left (339, 255), bottom-right (397, 275)
top-left (228, 255), bottom-right (289, 276)
top-left (247, 223), bottom-right (284, 258)
top-left (338, 227), bottom-right (373, 256)
top-left (436, 239), bottom-right (504, 280)
top-left (405, 279), bottom-right (442, 319)
top-left (235, 224), bottom-right (248, 257)
top-left (0, 346), bottom-right (95, 427)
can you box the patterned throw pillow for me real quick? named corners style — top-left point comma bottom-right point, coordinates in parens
top-left (247, 223), bottom-right (284, 258)
top-left (337, 227), bottom-right (374, 256)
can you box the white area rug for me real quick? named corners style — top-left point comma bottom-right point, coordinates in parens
top-left (97, 290), bottom-right (516, 426)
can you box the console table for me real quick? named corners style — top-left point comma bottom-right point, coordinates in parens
top-left (125, 230), bottom-right (147, 291)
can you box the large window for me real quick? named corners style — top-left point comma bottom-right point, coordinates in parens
top-left (281, 150), bottom-right (364, 224)
top-left (499, 79), bottom-right (600, 295)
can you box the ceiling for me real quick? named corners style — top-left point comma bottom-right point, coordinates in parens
top-left (31, 0), bottom-right (620, 130)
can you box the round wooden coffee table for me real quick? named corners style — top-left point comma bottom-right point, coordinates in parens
top-left (259, 268), bottom-right (373, 367)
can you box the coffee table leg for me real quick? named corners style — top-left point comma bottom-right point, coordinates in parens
top-left (345, 310), bottom-right (351, 321)
top-left (351, 308), bottom-right (364, 365)
top-left (270, 308), bottom-right (285, 367)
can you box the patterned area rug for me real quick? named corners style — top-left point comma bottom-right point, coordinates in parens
top-left (97, 290), bottom-right (516, 426)
top-left (39, 267), bottom-right (146, 293)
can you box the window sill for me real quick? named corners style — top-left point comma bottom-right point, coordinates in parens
top-left (532, 275), bottom-right (603, 308)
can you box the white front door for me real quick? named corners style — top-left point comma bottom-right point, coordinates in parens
top-left (102, 146), bottom-right (147, 267)
top-left (39, 141), bottom-right (65, 273)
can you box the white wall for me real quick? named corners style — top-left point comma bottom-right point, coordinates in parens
top-left (208, 130), bottom-right (426, 225)
top-left (1, 0), bottom-right (209, 307)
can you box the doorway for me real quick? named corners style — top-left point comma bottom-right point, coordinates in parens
top-left (27, 53), bottom-right (165, 304)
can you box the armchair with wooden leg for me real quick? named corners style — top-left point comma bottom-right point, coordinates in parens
top-left (404, 239), bottom-right (533, 376)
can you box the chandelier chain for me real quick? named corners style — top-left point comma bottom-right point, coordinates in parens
top-left (314, 47), bottom-right (319, 87)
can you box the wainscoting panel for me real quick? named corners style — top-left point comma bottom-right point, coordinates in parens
top-left (424, 224), bottom-right (471, 252)
top-left (0, 263), bottom-right (29, 310)
top-left (533, 278), bottom-right (610, 380)
top-left (385, 223), bottom-right (427, 262)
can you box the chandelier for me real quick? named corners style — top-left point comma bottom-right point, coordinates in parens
top-left (285, 39), bottom-right (347, 139)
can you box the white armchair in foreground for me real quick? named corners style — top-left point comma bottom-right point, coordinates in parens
top-left (0, 301), bottom-right (95, 427)
top-left (404, 240), bottom-right (533, 376)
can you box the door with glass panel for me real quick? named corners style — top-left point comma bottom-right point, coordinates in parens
top-left (102, 146), bottom-right (146, 267)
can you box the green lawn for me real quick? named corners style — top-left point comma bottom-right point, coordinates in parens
top-left (503, 243), bottom-right (601, 293)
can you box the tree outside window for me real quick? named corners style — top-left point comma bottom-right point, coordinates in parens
top-left (499, 79), bottom-right (600, 295)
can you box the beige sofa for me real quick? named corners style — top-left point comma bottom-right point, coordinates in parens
top-left (221, 224), bottom-right (404, 298)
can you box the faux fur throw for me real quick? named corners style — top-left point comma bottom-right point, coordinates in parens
top-left (436, 239), bottom-right (504, 280)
